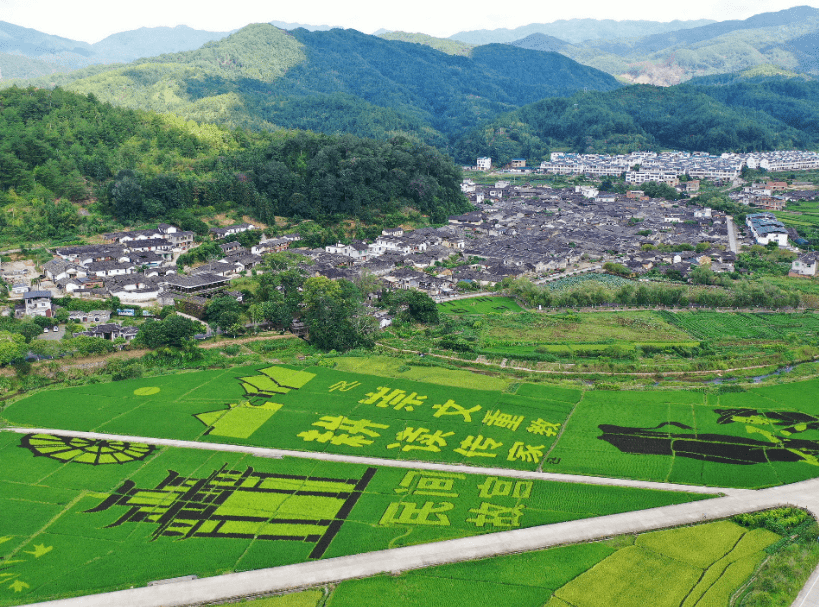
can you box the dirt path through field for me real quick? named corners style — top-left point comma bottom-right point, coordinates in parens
top-left (198, 333), bottom-right (299, 349)
top-left (376, 343), bottom-right (818, 378)
top-left (15, 426), bottom-right (819, 607)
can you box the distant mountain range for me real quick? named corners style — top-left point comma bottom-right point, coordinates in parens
top-left (3, 8), bottom-right (819, 87)
top-left (450, 19), bottom-right (716, 45)
top-left (508, 5), bottom-right (819, 85)
top-left (7, 24), bottom-right (620, 151)
top-left (0, 21), bottom-right (232, 78)
top-left (268, 21), bottom-right (340, 32)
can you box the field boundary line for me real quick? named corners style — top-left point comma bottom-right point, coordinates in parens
top-left (7, 491), bottom-right (87, 561)
top-left (1, 427), bottom-right (740, 496)
top-left (538, 395), bottom-right (582, 472)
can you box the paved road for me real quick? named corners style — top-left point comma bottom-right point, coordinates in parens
top-left (726, 215), bottom-right (739, 253)
top-left (7, 427), bottom-right (818, 607)
top-left (1, 428), bottom-right (739, 496)
top-left (793, 566), bottom-right (819, 607)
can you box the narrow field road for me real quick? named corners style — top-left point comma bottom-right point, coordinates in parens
top-left (1, 428), bottom-right (736, 495)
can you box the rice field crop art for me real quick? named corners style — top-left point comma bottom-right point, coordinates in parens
top-left (543, 379), bottom-right (819, 488)
top-left (4, 365), bottom-right (580, 473)
top-left (0, 431), bottom-right (708, 605)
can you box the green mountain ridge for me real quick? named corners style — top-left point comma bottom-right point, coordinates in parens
top-left (453, 75), bottom-right (819, 165)
top-left (0, 86), bottom-right (470, 245)
top-left (378, 31), bottom-right (474, 56)
top-left (6, 24), bottom-right (621, 151)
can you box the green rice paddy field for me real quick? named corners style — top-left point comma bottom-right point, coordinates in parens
top-left (3, 365), bottom-right (819, 488)
top-left (236, 519), bottom-right (785, 607)
top-left (438, 296), bottom-right (524, 314)
top-left (0, 431), bottom-right (706, 605)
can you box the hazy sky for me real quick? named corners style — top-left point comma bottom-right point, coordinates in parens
top-left (2, 0), bottom-right (818, 43)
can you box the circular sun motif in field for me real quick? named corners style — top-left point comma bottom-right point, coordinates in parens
top-left (20, 434), bottom-right (157, 465)
top-left (133, 387), bottom-right (160, 396)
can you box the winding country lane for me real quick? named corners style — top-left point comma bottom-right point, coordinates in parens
top-left (4, 428), bottom-right (818, 607)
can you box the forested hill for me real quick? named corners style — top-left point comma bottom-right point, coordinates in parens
top-left (452, 76), bottom-right (819, 165)
top-left (8, 24), bottom-right (621, 151)
top-left (0, 87), bottom-right (469, 246)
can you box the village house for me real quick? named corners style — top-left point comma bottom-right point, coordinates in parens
top-left (790, 254), bottom-right (818, 277)
top-left (19, 291), bottom-right (53, 318)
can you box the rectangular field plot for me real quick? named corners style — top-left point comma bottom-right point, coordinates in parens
top-left (548, 380), bottom-right (819, 488)
top-left (552, 521), bottom-right (778, 607)
top-left (326, 519), bottom-right (781, 607)
top-left (0, 432), bottom-right (708, 605)
top-left (438, 297), bottom-right (523, 315)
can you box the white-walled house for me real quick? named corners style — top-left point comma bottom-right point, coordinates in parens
top-left (791, 254), bottom-right (818, 277)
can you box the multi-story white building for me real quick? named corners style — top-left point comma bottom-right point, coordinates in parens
top-left (477, 157), bottom-right (492, 171)
top-left (746, 213), bottom-right (789, 246)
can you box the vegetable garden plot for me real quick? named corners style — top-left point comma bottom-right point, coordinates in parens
top-left (545, 273), bottom-right (634, 291)
top-left (660, 311), bottom-right (819, 341)
top-left (0, 432), bottom-right (706, 605)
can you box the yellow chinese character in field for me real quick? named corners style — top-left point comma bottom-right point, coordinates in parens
top-left (328, 380), bottom-right (362, 392)
top-left (455, 435), bottom-right (503, 458)
top-left (432, 400), bottom-right (482, 422)
top-left (507, 442), bottom-right (545, 463)
top-left (527, 419), bottom-right (561, 436)
top-left (393, 471), bottom-right (466, 497)
top-left (477, 477), bottom-right (532, 499)
top-left (387, 428), bottom-right (454, 453)
top-left (482, 409), bottom-right (524, 431)
top-left (379, 501), bottom-right (454, 526)
top-left (359, 387), bottom-right (427, 412)
top-left (467, 503), bottom-right (524, 527)
top-left (297, 415), bottom-right (389, 447)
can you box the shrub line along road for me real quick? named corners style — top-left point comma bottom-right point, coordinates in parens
top-left (6, 428), bottom-right (818, 607)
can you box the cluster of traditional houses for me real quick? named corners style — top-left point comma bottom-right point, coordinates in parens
top-left (10, 222), bottom-right (303, 319)
top-left (493, 150), bottom-right (819, 185)
top-left (290, 183), bottom-right (741, 293)
top-left (728, 180), bottom-right (819, 211)
top-left (9, 176), bottom-right (818, 342)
